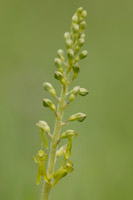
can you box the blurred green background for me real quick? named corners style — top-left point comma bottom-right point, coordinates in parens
top-left (0, 0), bottom-right (133, 199)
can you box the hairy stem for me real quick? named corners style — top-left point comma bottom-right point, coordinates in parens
top-left (41, 72), bottom-right (69, 200)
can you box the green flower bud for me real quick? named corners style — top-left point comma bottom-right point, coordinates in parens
top-left (72, 73), bottom-right (78, 80)
top-left (54, 71), bottom-right (63, 80)
top-left (64, 32), bottom-right (70, 39)
top-left (81, 33), bottom-right (85, 38)
top-left (81, 10), bottom-right (87, 18)
top-left (54, 58), bottom-right (62, 68)
top-left (57, 49), bottom-right (64, 57)
top-left (72, 23), bottom-right (79, 33)
top-left (72, 63), bottom-right (80, 73)
top-left (79, 10), bottom-right (87, 22)
top-left (79, 88), bottom-right (89, 96)
top-left (80, 21), bottom-right (86, 30)
top-left (74, 46), bottom-right (79, 55)
top-left (77, 7), bottom-right (83, 16)
top-left (68, 112), bottom-right (87, 122)
top-left (61, 130), bottom-right (78, 139)
top-left (72, 63), bottom-right (80, 80)
top-left (43, 82), bottom-right (56, 96)
top-left (75, 50), bottom-right (88, 62)
top-left (43, 98), bottom-right (56, 111)
top-left (67, 49), bottom-right (74, 60)
top-left (78, 38), bottom-right (85, 47)
top-left (79, 50), bottom-right (88, 59)
top-left (66, 39), bottom-right (73, 49)
top-left (72, 14), bottom-right (78, 24)
top-left (68, 86), bottom-right (80, 102)
top-left (36, 120), bottom-right (50, 133)
top-left (72, 86), bottom-right (80, 95)
top-left (57, 49), bottom-right (65, 61)
top-left (43, 82), bottom-right (52, 91)
top-left (54, 71), bottom-right (65, 85)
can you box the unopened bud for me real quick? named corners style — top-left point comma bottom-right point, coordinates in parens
top-left (81, 10), bottom-right (87, 18)
top-left (57, 49), bottom-right (65, 61)
top-left (72, 63), bottom-right (80, 80)
top-left (75, 45), bottom-right (80, 54)
top-left (72, 86), bottom-right (80, 95)
top-left (54, 71), bottom-right (65, 85)
top-left (81, 33), bottom-right (85, 38)
top-left (43, 98), bottom-right (56, 111)
top-left (54, 58), bottom-right (62, 68)
top-left (69, 86), bottom-right (80, 102)
top-left (61, 130), bottom-right (78, 139)
top-left (72, 63), bottom-right (80, 73)
top-left (80, 21), bottom-right (86, 30)
top-left (78, 38), bottom-right (85, 47)
top-left (54, 71), bottom-right (63, 80)
top-left (66, 39), bottom-right (73, 49)
top-left (72, 73), bottom-right (78, 80)
top-left (77, 7), bottom-right (83, 16)
top-left (36, 120), bottom-right (50, 133)
top-left (72, 14), bottom-right (78, 24)
top-left (72, 23), bottom-right (79, 33)
top-left (79, 50), bottom-right (88, 59)
top-left (43, 82), bottom-right (56, 96)
top-left (67, 49), bottom-right (74, 60)
top-left (75, 50), bottom-right (88, 62)
top-left (43, 82), bottom-right (52, 91)
top-left (68, 112), bottom-right (87, 122)
top-left (57, 49), bottom-right (64, 57)
top-left (79, 88), bottom-right (89, 96)
top-left (64, 32), bottom-right (70, 39)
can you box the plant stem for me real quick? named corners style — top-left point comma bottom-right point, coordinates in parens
top-left (41, 72), bottom-right (69, 200)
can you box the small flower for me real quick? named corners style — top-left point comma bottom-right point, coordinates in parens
top-left (33, 150), bottom-right (48, 185)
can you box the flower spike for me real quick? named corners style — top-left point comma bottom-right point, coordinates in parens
top-left (34, 7), bottom-right (88, 198)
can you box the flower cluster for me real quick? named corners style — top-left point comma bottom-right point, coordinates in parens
top-left (33, 7), bottom-right (88, 190)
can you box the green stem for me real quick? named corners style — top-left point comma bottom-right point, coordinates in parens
top-left (41, 73), bottom-right (69, 200)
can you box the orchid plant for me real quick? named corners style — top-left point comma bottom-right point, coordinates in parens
top-left (33, 7), bottom-right (88, 200)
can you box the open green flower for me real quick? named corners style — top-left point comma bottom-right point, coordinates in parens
top-left (33, 150), bottom-right (48, 185)
top-left (48, 161), bottom-right (74, 187)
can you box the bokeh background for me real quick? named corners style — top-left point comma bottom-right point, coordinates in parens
top-left (0, 0), bottom-right (133, 199)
